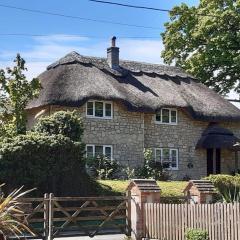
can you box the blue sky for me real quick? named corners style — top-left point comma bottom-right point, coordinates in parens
top-left (0, 0), bottom-right (199, 78)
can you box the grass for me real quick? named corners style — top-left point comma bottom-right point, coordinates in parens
top-left (98, 180), bottom-right (187, 197)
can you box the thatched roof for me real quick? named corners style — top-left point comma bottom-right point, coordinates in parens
top-left (196, 124), bottom-right (239, 149)
top-left (27, 51), bottom-right (240, 121)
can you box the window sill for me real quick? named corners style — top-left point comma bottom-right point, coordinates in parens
top-left (155, 121), bottom-right (178, 126)
top-left (86, 115), bottom-right (113, 120)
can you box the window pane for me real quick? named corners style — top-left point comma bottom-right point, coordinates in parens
top-left (95, 102), bottom-right (103, 117)
top-left (87, 102), bottom-right (94, 116)
top-left (86, 146), bottom-right (94, 158)
top-left (105, 103), bottom-right (112, 117)
top-left (95, 146), bottom-right (103, 157)
top-left (171, 110), bottom-right (177, 123)
top-left (155, 149), bottom-right (161, 162)
top-left (162, 149), bottom-right (170, 168)
top-left (105, 147), bottom-right (112, 159)
top-left (156, 113), bottom-right (161, 122)
top-left (171, 149), bottom-right (177, 168)
top-left (162, 109), bottom-right (170, 123)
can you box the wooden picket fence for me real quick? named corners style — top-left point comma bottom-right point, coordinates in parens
top-left (144, 203), bottom-right (240, 240)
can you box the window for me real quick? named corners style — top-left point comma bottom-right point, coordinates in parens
top-left (155, 108), bottom-right (177, 124)
top-left (86, 101), bottom-right (113, 119)
top-left (86, 145), bottom-right (113, 159)
top-left (154, 148), bottom-right (178, 170)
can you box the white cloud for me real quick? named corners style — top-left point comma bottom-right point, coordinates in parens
top-left (0, 35), bottom-right (164, 79)
top-left (33, 34), bottom-right (90, 43)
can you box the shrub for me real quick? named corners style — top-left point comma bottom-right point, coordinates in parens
top-left (0, 133), bottom-right (98, 196)
top-left (185, 229), bottom-right (209, 240)
top-left (135, 149), bottom-right (170, 180)
top-left (34, 110), bottom-right (83, 141)
top-left (86, 156), bottom-right (121, 180)
top-left (0, 185), bottom-right (35, 239)
top-left (205, 174), bottom-right (240, 203)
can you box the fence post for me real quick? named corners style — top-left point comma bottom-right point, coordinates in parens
top-left (48, 193), bottom-right (54, 240)
top-left (126, 179), bottom-right (161, 240)
top-left (43, 193), bottom-right (49, 240)
top-left (126, 190), bottom-right (131, 237)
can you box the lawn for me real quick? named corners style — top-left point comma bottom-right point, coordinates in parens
top-left (98, 180), bottom-right (188, 197)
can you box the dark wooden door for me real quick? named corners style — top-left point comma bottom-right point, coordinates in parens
top-left (207, 148), bottom-right (214, 175)
top-left (216, 148), bottom-right (221, 174)
top-left (207, 148), bottom-right (221, 175)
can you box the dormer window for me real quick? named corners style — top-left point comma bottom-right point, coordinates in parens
top-left (86, 100), bottom-right (113, 119)
top-left (155, 108), bottom-right (177, 125)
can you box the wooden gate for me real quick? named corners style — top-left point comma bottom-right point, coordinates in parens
top-left (19, 194), bottom-right (131, 239)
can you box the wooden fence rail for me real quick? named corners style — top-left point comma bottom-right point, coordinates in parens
top-left (15, 194), bottom-right (129, 239)
top-left (144, 203), bottom-right (240, 240)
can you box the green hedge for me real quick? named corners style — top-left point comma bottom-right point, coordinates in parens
top-left (0, 132), bottom-right (98, 196)
top-left (205, 174), bottom-right (240, 202)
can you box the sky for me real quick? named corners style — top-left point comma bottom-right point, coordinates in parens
top-left (0, 0), bottom-right (238, 103)
top-left (0, 0), bottom-right (198, 78)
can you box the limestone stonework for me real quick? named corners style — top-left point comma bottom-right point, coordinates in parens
top-left (26, 100), bottom-right (240, 180)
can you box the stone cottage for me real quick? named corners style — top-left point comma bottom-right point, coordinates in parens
top-left (26, 37), bottom-right (240, 180)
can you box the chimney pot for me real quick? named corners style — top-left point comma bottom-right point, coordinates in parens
top-left (107, 36), bottom-right (119, 69)
top-left (112, 36), bottom-right (116, 47)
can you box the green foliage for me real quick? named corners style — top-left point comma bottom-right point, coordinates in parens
top-left (0, 122), bottom-right (16, 139)
top-left (123, 166), bottom-right (135, 180)
top-left (34, 110), bottom-right (83, 141)
top-left (0, 54), bottom-right (41, 135)
top-left (135, 149), bottom-right (170, 180)
top-left (86, 156), bottom-right (122, 180)
top-left (185, 229), bottom-right (209, 240)
top-left (205, 174), bottom-right (240, 203)
top-left (0, 132), bottom-right (95, 196)
top-left (161, 0), bottom-right (240, 94)
top-left (0, 185), bottom-right (35, 238)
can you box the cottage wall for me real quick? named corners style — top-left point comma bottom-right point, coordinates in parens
top-left (26, 101), bottom-right (240, 180)
top-left (27, 101), bottom-right (145, 167)
top-left (144, 110), bottom-right (208, 179)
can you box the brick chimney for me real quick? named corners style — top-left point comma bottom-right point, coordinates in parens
top-left (107, 36), bottom-right (119, 69)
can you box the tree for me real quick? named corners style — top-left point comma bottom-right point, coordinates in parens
top-left (0, 54), bottom-right (41, 135)
top-left (34, 111), bottom-right (83, 141)
top-left (161, 0), bottom-right (240, 94)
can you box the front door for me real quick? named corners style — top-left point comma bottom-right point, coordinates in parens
top-left (207, 148), bottom-right (221, 175)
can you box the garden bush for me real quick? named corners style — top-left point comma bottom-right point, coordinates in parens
top-left (34, 110), bottom-right (83, 141)
top-left (0, 136), bottom-right (103, 197)
top-left (86, 156), bottom-right (122, 180)
top-left (185, 229), bottom-right (209, 240)
top-left (0, 133), bottom-right (97, 196)
top-left (135, 149), bottom-right (170, 180)
top-left (205, 174), bottom-right (240, 202)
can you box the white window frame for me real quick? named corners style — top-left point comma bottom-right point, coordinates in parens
top-left (154, 148), bottom-right (179, 170)
top-left (86, 144), bottom-right (113, 160)
top-left (155, 108), bottom-right (178, 125)
top-left (86, 100), bottom-right (113, 119)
